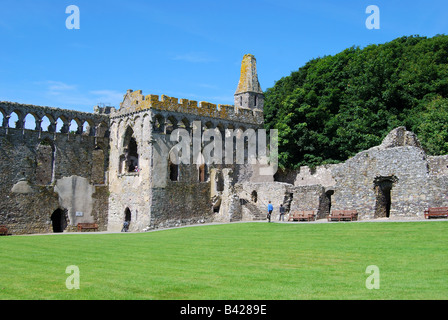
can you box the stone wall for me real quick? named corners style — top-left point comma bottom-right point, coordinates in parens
top-left (0, 119), bottom-right (110, 234)
top-left (231, 127), bottom-right (448, 222)
top-left (331, 145), bottom-right (448, 219)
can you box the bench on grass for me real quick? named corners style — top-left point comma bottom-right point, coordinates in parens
top-left (424, 207), bottom-right (448, 219)
top-left (328, 210), bottom-right (358, 222)
top-left (77, 223), bottom-right (99, 232)
top-left (288, 210), bottom-right (316, 222)
top-left (0, 225), bottom-right (10, 236)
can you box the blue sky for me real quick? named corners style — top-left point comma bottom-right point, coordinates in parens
top-left (0, 0), bottom-right (447, 113)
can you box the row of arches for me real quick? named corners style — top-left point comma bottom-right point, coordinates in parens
top-left (0, 107), bottom-right (109, 137)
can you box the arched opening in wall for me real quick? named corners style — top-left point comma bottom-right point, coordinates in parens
top-left (127, 137), bottom-right (138, 172)
top-left (166, 116), bottom-right (177, 135)
top-left (320, 190), bottom-right (334, 219)
top-left (83, 120), bottom-right (95, 136)
top-left (251, 190), bottom-right (258, 203)
top-left (24, 114), bottom-right (37, 130)
top-left (69, 119), bottom-right (80, 134)
top-left (180, 118), bottom-right (189, 130)
top-left (122, 208), bottom-right (131, 232)
top-left (125, 208), bottom-right (131, 223)
top-left (9, 111), bottom-right (21, 129)
top-left (169, 161), bottom-right (179, 181)
top-left (374, 176), bottom-right (396, 218)
top-left (153, 115), bottom-right (164, 132)
top-left (0, 109), bottom-right (5, 127)
top-left (55, 116), bottom-right (67, 133)
top-left (122, 127), bottom-right (139, 173)
top-left (41, 115), bottom-right (54, 132)
top-left (51, 208), bottom-right (67, 233)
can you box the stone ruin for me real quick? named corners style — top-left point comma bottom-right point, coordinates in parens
top-left (1, 55), bottom-right (447, 234)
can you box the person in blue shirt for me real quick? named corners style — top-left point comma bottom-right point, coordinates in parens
top-left (267, 201), bottom-right (273, 222)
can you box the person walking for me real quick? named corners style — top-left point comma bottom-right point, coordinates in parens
top-left (279, 204), bottom-right (285, 221)
top-left (267, 201), bottom-right (273, 222)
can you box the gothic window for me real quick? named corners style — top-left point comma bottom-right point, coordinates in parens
top-left (121, 127), bottom-right (139, 173)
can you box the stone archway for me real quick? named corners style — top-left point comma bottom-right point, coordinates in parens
top-left (125, 208), bottom-right (131, 223)
top-left (51, 208), bottom-right (67, 233)
top-left (374, 176), bottom-right (397, 218)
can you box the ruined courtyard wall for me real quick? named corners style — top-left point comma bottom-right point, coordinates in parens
top-left (331, 146), bottom-right (448, 219)
top-left (148, 131), bottom-right (215, 230)
top-left (108, 91), bottom-right (266, 231)
top-left (0, 127), bottom-right (109, 234)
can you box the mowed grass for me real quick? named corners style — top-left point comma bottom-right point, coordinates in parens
top-left (0, 221), bottom-right (447, 300)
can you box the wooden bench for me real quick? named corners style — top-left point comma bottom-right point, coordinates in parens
top-left (424, 207), bottom-right (448, 219)
top-left (288, 210), bottom-right (316, 222)
top-left (77, 223), bottom-right (99, 232)
top-left (328, 210), bottom-right (358, 222)
top-left (0, 225), bottom-right (10, 236)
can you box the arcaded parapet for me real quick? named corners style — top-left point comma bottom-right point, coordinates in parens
top-left (0, 102), bottom-right (110, 136)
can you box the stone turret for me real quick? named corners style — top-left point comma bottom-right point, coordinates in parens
top-left (234, 54), bottom-right (264, 110)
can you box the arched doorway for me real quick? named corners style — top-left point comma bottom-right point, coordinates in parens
top-left (125, 208), bottom-right (131, 223)
top-left (51, 209), bottom-right (67, 233)
top-left (374, 176), bottom-right (397, 218)
top-left (122, 208), bottom-right (131, 232)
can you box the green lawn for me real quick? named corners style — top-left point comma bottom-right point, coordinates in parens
top-left (1, 221), bottom-right (447, 300)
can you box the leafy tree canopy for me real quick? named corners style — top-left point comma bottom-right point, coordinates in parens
top-left (264, 35), bottom-right (448, 170)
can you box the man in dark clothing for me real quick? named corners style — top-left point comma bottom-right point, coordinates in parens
top-left (279, 204), bottom-right (286, 221)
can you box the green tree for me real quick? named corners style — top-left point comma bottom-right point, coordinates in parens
top-left (264, 35), bottom-right (448, 169)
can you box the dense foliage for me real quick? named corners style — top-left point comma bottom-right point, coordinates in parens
top-left (264, 35), bottom-right (448, 169)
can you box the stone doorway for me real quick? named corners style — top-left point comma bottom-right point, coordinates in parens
top-left (374, 176), bottom-right (397, 218)
top-left (51, 209), bottom-right (67, 233)
top-left (319, 190), bottom-right (334, 219)
top-left (125, 208), bottom-right (131, 223)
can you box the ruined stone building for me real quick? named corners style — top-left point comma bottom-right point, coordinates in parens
top-left (1, 54), bottom-right (447, 235)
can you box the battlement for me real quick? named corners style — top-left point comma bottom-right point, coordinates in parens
top-left (116, 90), bottom-right (264, 125)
